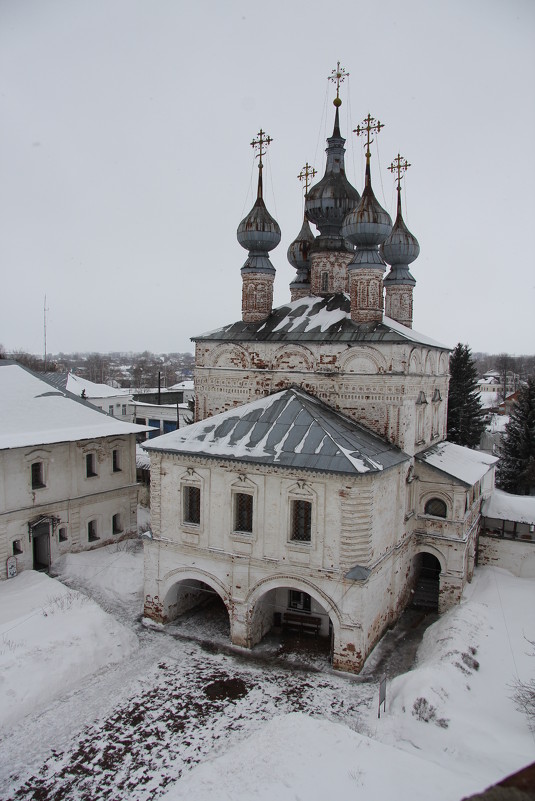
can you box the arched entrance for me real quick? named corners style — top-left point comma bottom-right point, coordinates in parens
top-left (249, 584), bottom-right (335, 665)
top-left (411, 552), bottom-right (442, 611)
top-left (161, 578), bottom-right (230, 639)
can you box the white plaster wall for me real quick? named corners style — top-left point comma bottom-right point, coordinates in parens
top-left (194, 339), bottom-right (449, 456)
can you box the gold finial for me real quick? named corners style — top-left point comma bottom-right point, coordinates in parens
top-left (388, 153), bottom-right (411, 191)
top-left (250, 129), bottom-right (273, 170)
top-left (298, 162), bottom-right (317, 195)
top-left (353, 113), bottom-right (385, 164)
top-left (328, 61), bottom-right (348, 107)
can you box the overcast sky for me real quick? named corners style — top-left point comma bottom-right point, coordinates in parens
top-left (1, 0), bottom-right (534, 358)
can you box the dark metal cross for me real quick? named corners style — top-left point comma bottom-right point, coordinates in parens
top-left (250, 129), bottom-right (273, 169)
top-left (298, 162), bottom-right (317, 194)
top-left (328, 61), bottom-right (348, 106)
top-left (354, 113), bottom-right (385, 160)
top-left (388, 153), bottom-right (411, 190)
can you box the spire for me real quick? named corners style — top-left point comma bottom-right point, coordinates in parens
top-left (382, 155), bottom-right (419, 328)
top-left (342, 114), bottom-right (392, 324)
top-left (237, 130), bottom-right (280, 323)
top-left (289, 163), bottom-right (317, 300)
top-left (305, 62), bottom-right (360, 247)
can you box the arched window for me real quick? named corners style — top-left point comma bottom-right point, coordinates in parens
top-left (425, 498), bottom-right (447, 518)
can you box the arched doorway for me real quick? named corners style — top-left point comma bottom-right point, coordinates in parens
top-left (411, 552), bottom-right (442, 611)
top-left (249, 585), bottom-right (334, 666)
top-left (162, 578), bottom-right (230, 640)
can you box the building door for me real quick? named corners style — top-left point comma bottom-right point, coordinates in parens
top-left (32, 522), bottom-right (50, 571)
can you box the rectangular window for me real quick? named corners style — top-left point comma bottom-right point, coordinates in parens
top-left (86, 453), bottom-right (97, 477)
top-left (112, 513), bottom-right (123, 534)
top-left (288, 590), bottom-right (311, 612)
top-left (31, 461), bottom-right (45, 489)
top-left (12, 539), bottom-right (23, 555)
top-left (58, 527), bottom-right (68, 542)
top-left (122, 404), bottom-right (127, 416)
top-left (321, 271), bottom-right (329, 292)
top-left (234, 493), bottom-right (253, 533)
top-left (112, 449), bottom-right (121, 472)
top-left (108, 405), bottom-right (114, 416)
top-left (291, 500), bottom-right (312, 542)
top-left (183, 486), bottom-right (201, 525)
top-left (88, 520), bottom-right (98, 541)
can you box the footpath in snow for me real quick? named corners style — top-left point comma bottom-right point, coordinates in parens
top-left (0, 541), bottom-right (533, 801)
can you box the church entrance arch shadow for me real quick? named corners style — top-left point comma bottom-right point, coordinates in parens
top-left (161, 575), bottom-right (230, 642)
top-left (411, 551), bottom-right (442, 611)
top-left (248, 583), bottom-right (337, 667)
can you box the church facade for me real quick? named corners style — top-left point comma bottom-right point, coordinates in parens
top-left (143, 82), bottom-right (497, 672)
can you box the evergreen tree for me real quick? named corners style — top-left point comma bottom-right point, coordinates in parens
top-left (496, 377), bottom-right (535, 495)
top-left (447, 343), bottom-right (486, 448)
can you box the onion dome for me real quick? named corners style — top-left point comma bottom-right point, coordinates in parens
top-left (342, 160), bottom-right (392, 250)
top-left (305, 106), bottom-right (360, 247)
top-left (287, 215), bottom-right (315, 271)
top-left (381, 188), bottom-right (419, 285)
top-left (237, 166), bottom-right (281, 274)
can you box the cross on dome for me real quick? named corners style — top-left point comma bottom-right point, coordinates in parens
top-left (354, 114), bottom-right (385, 163)
top-left (388, 154), bottom-right (411, 191)
top-left (328, 61), bottom-right (349, 107)
top-left (298, 162), bottom-right (317, 195)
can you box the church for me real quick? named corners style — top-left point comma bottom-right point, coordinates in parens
top-left (142, 70), bottom-right (496, 672)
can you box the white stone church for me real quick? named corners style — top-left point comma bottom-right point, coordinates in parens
top-left (143, 85), bottom-right (496, 672)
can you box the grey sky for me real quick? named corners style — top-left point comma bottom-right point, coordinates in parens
top-left (1, 0), bottom-right (534, 357)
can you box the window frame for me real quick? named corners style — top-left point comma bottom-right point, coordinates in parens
top-left (288, 590), bottom-right (311, 612)
top-left (182, 484), bottom-right (201, 527)
top-left (290, 499), bottom-right (312, 543)
top-left (112, 448), bottom-right (121, 473)
top-left (87, 519), bottom-right (99, 542)
top-left (424, 497), bottom-right (448, 519)
top-left (86, 453), bottom-right (98, 478)
top-left (112, 513), bottom-right (123, 534)
top-left (233, 492), bottom-right (253, 534)
top-left (31, 461), bottom-right (46, 490)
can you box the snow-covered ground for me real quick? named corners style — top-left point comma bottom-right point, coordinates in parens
top-left (0, 543), bottom-right (533, 801)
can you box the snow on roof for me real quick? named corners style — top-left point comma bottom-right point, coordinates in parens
top-left (193, 293), bottom-right (449, 350)
top-left (487, 414), bottom-right (509, 433)
top-left (0, 363), bottom-right (149, 449)
top-left (143, 387), bottom-right (409, 476)
top-left (169, 380), bottom-right (194, 390)
top-left (416, 441), bottom-right (497, 486)
top-left (45, 372), bottom-right (130, 399)
top-left (136, 444), bottom-right (151, 470)
top-left (478, 391), bottom-right (499, 409)
top-left (482, 489), bottom-right (535, 524)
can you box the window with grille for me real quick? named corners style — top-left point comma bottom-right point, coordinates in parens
top-left (234, 493), bottom-right (253, 533)
top-left (291, 500), bottom-right (312, 542)
top-left (31, 462), bottom-right (45, 489)
top-left (424, 498), bottom-right (447, 518)
top-left (183, 485), bottom-right (201, 525)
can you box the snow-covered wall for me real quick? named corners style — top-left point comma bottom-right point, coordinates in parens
top-left (477, 535), bottom-right (535, 578)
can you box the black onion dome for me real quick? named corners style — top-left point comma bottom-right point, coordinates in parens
top-left (237, 196), bottom-right (281, 254)
top-left (342, 162), bottom-right (392, 248)
top-left (305, 108), bottom-right (360, 239)
top-left (287, 216), bottom-right (315, 270)
top-left (381, 192), bottom-right (420, 267)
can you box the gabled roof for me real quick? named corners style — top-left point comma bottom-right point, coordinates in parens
top-left (143, 387), bottom-right (409, 476)
top-left (0, 362), bottom-right (149, 449)
top-left (416, 441), bottom-right (497, 486)
top-left (482, 489), bottom-right (535, 525)
top-left (193, 293), bottom-right (448, 349)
